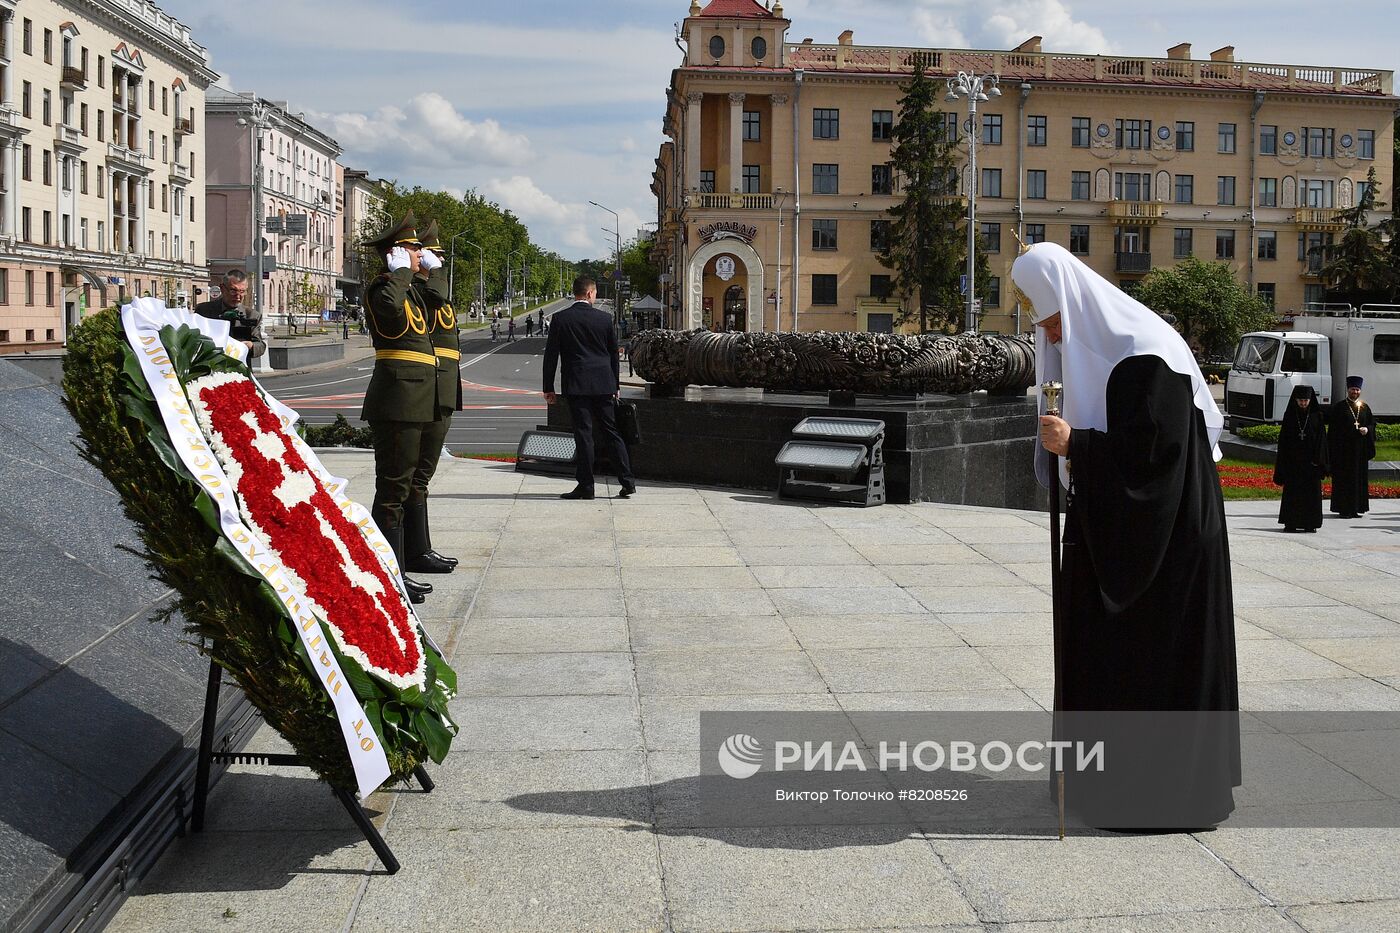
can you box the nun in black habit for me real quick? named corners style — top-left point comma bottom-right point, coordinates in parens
top-left (1274, 385), bottom-right (1328, 532)
top-left (1011, 243), bottom-right (1240, 830)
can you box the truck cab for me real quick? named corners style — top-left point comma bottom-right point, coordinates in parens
top-left (1225, 331), bottom-right (1331, 428)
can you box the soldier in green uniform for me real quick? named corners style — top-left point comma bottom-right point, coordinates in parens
top-left (361, 210), bottom-right (439, 604)
top-left (402, 220), bottom-right (461, 574)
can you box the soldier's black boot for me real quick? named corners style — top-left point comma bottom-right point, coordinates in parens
top-left (378, 517), bottom-right (431, 603)
top-left (404, 501), bottom-right (455, 574)
top-left (420, 501), bottom-right (458, 569)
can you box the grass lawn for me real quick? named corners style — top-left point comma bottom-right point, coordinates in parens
top-left (1376, 440), bottom-right (1400, 461)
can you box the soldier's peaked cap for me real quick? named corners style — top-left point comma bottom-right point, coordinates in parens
top-left (364, 209), bottom-right (422, 251)
top-left (421, 219), bottom-right (444, 252)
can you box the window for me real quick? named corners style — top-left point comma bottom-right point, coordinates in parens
top-left (944, 112), bottom-right (959, 142)
top-left (1218, 123), bottom-right (1236, 153)
top-left (42, 211), bottom-right (50, 244)
top-left (871, 110), bottom-right (893, 141)
top-left (80, 217), bottom-right (87, 249)
top-left (1071, 117), bottom-right (1090, 148)
top-left (987, 276), bottom-right (1001, 308)
top-left (80, 102), bottom-right (87, 134)
top-left (1217, 176), bottom-right (1236, 205)
top-left (811, 274), bottom-right (838, 305)
top-left (98, 56), bottom-right (104, 87)
top-left (0, 271), bottom-right (6, 305)
top-left (161, 86), bottom-right (168, 115)
top-left (22, 18), bottom-right (31, 55)
top-left (980, 222), bottom-right (1001, 253)
top-left (741, 164), bottom-right (760, 194)
top-left (1026, 170), bottom-right (1047, 199)
top-left (43, 28), bottom-right (52, 64)
top-left (1115, 119), bottom-right (1151, 150)
top-left (45, 272), bottom-right (55, 306)
top-left (812, 163), bottom-right (838, 194)
top-left (1358, 180), bottom-right (1376, 204)
top-left (708, 35), bottom-right (725, 59)
top-left (1069, 225), bottom-right (1090, 255)
top-left (751, 36), bottom-right (767, 60)
top-left (869, 274), bottom-right (892, 300)
top-left (871, 164), bottom-right (893, 195)
top-left (742, 110), bottom-right (760, 141)
top-left (1258, 230), bottom-right (1277, 260)
top-left (1374, 335), bottom-right (1400, 363)
top-left (42, 150), bottom-right (50, 186)
top-left (21, 144), bottom-right (29, 181)
top-left (1027, 114), bottom-right (1047, 146)
top-left (97, 110), bottom-right (103, 141)
top-left (981, 167), bottom-right (1002, 198)
top-left (1173, 227), bottom-right (1193, 259)
top-left (1070, 171), bottom-right (1090, 201)
top-left (813, 108), bottom-right (839, 139)
top-left (812, 219), bottom-right (837, 250)
top-left (24, 270), bottom-right (33, 304)
top-left (148, 80), bottom-right (155, 109)
top-left (1304, 283), bottom-right (1326, 307)
top-left (1216, 229), bottom-right (1235, 260)
top-left (981, 114), bottom-right (1002, 145)
top-left (42, 89), bottom-right (51, 126)
top-left (1259, 177), bottom-right (1277, 207)
top-left (97, 166), bottom-right (104, 198)
top-left (21, 81), bottom-right (29, 118)
top-left (1162, 175), bottom-right (1190, 207)
top-left (1025, 224), bottom-right (1046, 245)
top-left (1359, 128), bottom-right (1375, 160)
top-left (1300, 231), bottom-right (1333, 269)
top-left (1115, 171), bottom-right (1151, 201)
top-left (699, 170), bottom-right (714, 193)
top-left (870, 219), bottom-right (890, 252)
top-left (21, 208), bottom-right (29, 242)
top-left (1257, 283), bottom-right (1275, 310)
top-left (1260, 125), bottom-right (1277, 155)
top-left (1301, 178), bottom-right (1334, 208)
top-left (1304, 126), bottom-right (1334, 159)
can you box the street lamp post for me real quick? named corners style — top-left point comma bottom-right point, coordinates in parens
top-left (945, 71), bottom-right (1001, 334)
top-left (588, 200), bottom-right (621, 323)
top-left (506, 247), bottom-right (523, 313)
top-left (450, 232), bottom-right (484, 319)
top-left (236, 97), bottom-right (278, 366)
top-left (774, 188), bottom-right (791, 332)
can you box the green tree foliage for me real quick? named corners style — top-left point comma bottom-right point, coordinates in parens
top-left (1134, 257), bottom-right (1277, 356)
top-left (880, 59), bottom-right (988, 333)
top-left (378, 184), bottom-right (574, 311)
top-left (1317, 167), bottom-right (1398, 306)
top-left (619, 236), bottom-right (661, 301)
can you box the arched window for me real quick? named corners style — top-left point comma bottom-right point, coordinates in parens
top-left (708, 35), bottom-right (725, 59)
top-left (751, 36), bottom-right (767, 60)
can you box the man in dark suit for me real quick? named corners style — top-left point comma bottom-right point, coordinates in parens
top-left (543, 276), bottom-right (636, 500)
top-left (194, 269), bottom-right (265, 360)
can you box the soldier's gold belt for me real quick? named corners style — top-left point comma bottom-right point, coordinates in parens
top-left (433, 348), bottom-right (461, 360)
top-left (375, 349), bottom-right (438, 366)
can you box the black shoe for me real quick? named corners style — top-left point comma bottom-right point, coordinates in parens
top-left (404, 576), bottom-right (433, 598)
top-left (407, 588), bottom-right (426, 605)
top-left (407, 551), bottom-right (456, 574)
top-left (617, 482), bottom-right (637, 499)
top-left (560, 487), bottom-right (595, 500)
top-left (425, 547), bottom-right (459, 568)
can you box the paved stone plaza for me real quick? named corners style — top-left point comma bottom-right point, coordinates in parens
top-left (108, 453), bottom-right (1400, 933)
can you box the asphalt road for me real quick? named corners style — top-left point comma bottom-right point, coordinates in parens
top-left (265, 298), bottom-right (576, 454)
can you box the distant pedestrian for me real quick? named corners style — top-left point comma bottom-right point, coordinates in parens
top-left (1328, 375), bottom-right (1376, 519)
top-left (490, 319), bottom-right (499, 342)
top-left (525, 316), bottom-right (535, 338)
top-left (1274, 385), bottom-right (1327, 533)
top-left (507, 317), bottom-right (516, 341)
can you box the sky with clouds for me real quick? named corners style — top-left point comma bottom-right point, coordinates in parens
top-left (158, 0), bottom-right (1398, 261)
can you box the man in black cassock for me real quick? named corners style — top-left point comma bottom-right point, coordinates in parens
top-left (1012, 243), bottom-right (1240, 830)
top-left (1275, 385), bottom-right (1328, 532)
top-left (1327, 375), bottom-right (1376, 519)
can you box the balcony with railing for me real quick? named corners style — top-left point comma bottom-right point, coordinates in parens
top-left (1301, 257), bottom-right (1326, 277)
top-left (54, 124), bottom-right (83, 149)
top-left (60, 66), bottom-right (86, 90)
top-left (170, 161), bottom-right (191, 183)
top-left (688, 192), bottom-right (775, 210)
top-left (107, 142), bottom-right (147, 169)
top-left (1107, 200), bottom-right (1164, 224)
top-left (1115, 251), bottom-right (1153, 274)
top-left (174, 116), bottom-right (193, 136)
top-left (1293, 208), bottom-right (1343, 231)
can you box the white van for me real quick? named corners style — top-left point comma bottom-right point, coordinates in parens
top-left (1224, 304), bottom-right (1400, 429)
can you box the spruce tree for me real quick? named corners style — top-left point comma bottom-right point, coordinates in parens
top-left (880, 59), bottom-right (985, 332)
top-left (1318, 167), bottom-right (1397, 306)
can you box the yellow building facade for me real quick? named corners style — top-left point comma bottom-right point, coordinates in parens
top-left (652, 0), bottom-right (1397, 336)
top-left (0, 0), bottom-right (216, 353)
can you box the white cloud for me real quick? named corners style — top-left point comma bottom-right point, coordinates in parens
top-left (307, 93), bottom-right (532, 169)
top-left (982, 0), bottom-right (1114, 53)
top-left (911, 9), bottom-right (970, 49)
top-left (483, 175), bottom-right (647, 256)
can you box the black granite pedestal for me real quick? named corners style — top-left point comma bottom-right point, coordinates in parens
top-left (547, 386), bottom-right (1047, 510)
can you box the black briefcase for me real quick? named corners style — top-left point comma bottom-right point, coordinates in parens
top-left (615, 399), bottom-right (642, 446)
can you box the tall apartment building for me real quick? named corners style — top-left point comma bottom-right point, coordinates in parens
top-left (653, 0), bottom-right (1396, 336)
top-left (204, 89), bottom-right (341, 325)
top-left (338, 166), bottom-right (384, 310)
top-left (0, 0), bottom-right (216, 353)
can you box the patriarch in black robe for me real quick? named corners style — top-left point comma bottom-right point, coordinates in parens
top-left (1327, 375), bottom-right (1376, 519)
top-left (1274, 385), bottom-right (1328, 532)
top-left (1011, 243), bottom-right (1240, 830)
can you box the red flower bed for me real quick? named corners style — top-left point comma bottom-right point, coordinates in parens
top-left (191, 373), bottom-right (425, 688)
top-left (1217, 462), bottom-right (1400, 498)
